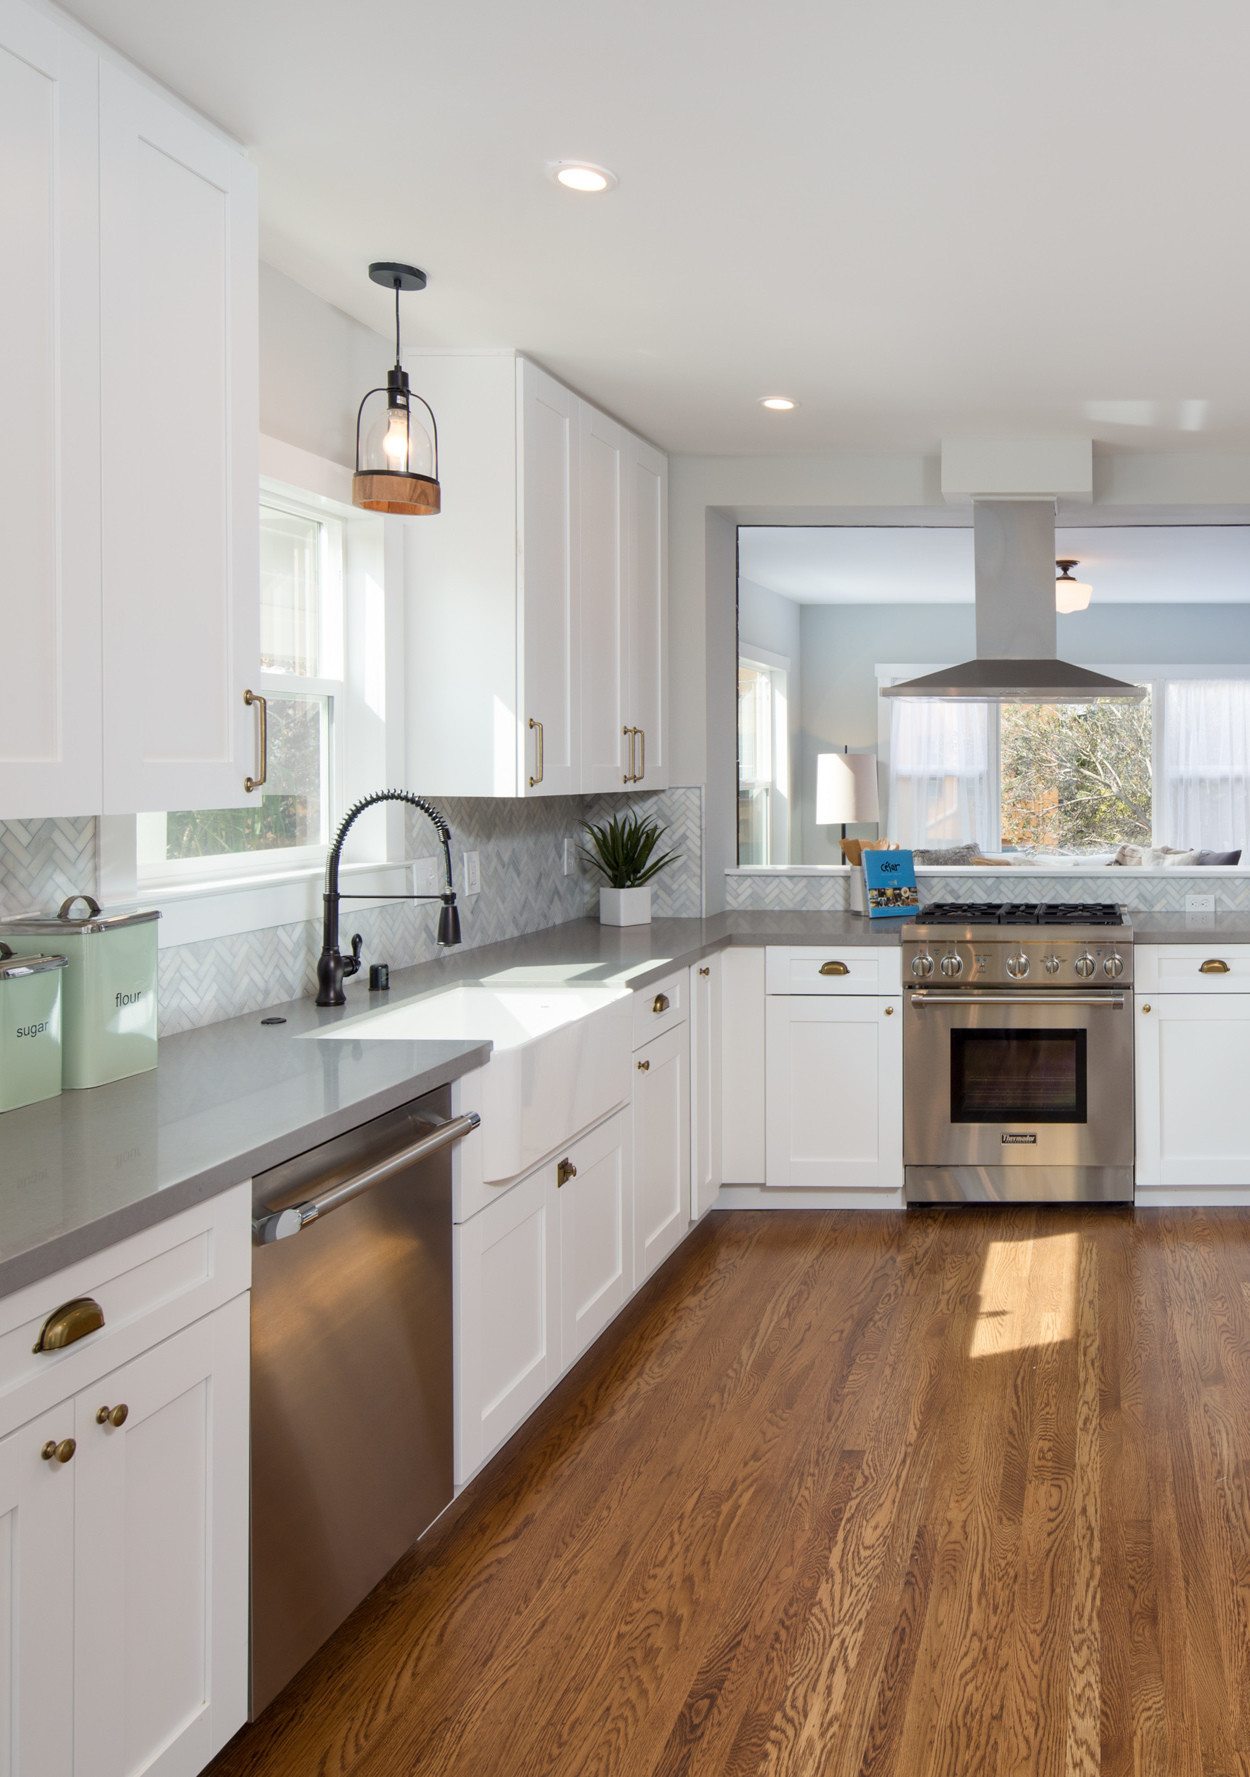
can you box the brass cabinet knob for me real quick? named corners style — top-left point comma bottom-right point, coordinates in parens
top-left (96, 1403), bottom-right (129, 1428)
top-left (41, 1438), bottom-right (76, 1464)
top-left (819, 960), bottom-right (850, 977)
top-left (637, 1059), bottom-right (650, 1071)
top-left (556, 1158), bottom-right (577, 1188)
top-left (652, 993), bottom-right (670, 1014)
top-left (1142, 1003), bottom-right (1152, 1013)
top-left (698, 966), bottom-right (710, 977)
top-left (884, 1004), bottom-right (895, 1015)
top-left (1200, 958), bottom-right (1230, 974)
top-left (33, 1295), bottom-right (104, 1354)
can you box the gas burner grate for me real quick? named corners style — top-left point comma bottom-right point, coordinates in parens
top-left (917, 901), bottom-right (1125, 927)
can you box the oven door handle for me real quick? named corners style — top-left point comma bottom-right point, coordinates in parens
top-left (909, 991), bottom-right (1126, 1008)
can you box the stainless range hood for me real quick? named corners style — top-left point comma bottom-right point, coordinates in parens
top-left (880, 500), bottom-right (1145, 703)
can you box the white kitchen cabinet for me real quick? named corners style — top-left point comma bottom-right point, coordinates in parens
top-left (404, 353), bottom-right (666, 798)
top-left (0, 1), bottom-right (100, 820)
top-left (99, 61), bottom-right (259, 814)
top-left (455, 1165), bottom-right (561, 1483)
top-left (559, 1112), bottom-right (632, 1363)
top-left (690, 956), bottom-right (723, 1218)
top-left (1135, 993), bottom-right (1250, 1191)
top-left (722, 947), bottom-right (766, 1185)
top-left (765, 995), bottom-right (903, 1193)
top-left (633, 1022), bottom-right (691, 1284)
top-left (0, 1402), bottom-right (77, 1777)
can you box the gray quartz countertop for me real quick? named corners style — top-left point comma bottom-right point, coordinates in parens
top-left (0, 909), bottom-right (910, 1299)
top-left (1130, 913), bottom-right (1250, 944)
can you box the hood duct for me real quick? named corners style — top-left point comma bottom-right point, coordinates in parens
top-left (880, 500), bottom-right (1145, 703)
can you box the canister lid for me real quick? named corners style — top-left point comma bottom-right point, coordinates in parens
top-left (0, 893), bottom-right (161, 936)
top-left (0, 944), bottom-right (69, 979)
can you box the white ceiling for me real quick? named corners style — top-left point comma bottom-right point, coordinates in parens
top-left (738, 526), bottom-right (1250, 604)
top-left (54, 0), bottom-right (1250, 457)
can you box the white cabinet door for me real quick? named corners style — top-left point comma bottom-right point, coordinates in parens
top-left (578, 402), bottom-right (629, 793)
top-left (624, 433), bottom-right (667, 788)
top-left (690, 957), bottom-right (723, 1219)
top-left (72, 1294), bottom-right (249, 1777)
top-left (455, 1167), bottom-right (561, 1484)
top-left (0, 1403), bottom-right (76, 1777)
top-left (559, 1112), bottom-right (632, 1363)
top-left (1136, 994), bottom-right (1250, 1189)
top-left (765, 997), bottom-right (903, 1193)
top-left (0, 5), bottom-right (101, 819)
top-left (632, 1022), bottom-right (691, 1284)
top-left (722, 948), bottom-right (766, 1185)
top-left (99, 63), bottom-right (259, 814)
top-left (518, 360), bottom-right (578, 796)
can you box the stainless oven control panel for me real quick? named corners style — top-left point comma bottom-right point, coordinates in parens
top-left (902, 935), bottom-right (1134, 989)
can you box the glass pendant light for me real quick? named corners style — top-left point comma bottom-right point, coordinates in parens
top-left (352, 262), bottom-right (441, 515)
top-left (1055, 559), bottom-right (1093, 614)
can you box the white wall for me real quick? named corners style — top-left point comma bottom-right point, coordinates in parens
top-left (259, 262), bottom-right (392, 466)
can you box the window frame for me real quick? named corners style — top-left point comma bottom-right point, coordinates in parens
top-left (737, 646), bottom-right (791, 868)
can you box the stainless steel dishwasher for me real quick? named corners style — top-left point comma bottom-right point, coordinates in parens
top-left (249, 1086), bottom-right (479, 1716)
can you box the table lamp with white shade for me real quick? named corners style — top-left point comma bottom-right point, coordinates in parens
top-left (815, 750), bottom-right (880, 841)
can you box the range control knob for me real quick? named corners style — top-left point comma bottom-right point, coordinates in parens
top-left (1074, 953), bottom-right (1097, 979)
top-left (911, 953), bottom-right (934, 978)
top-left (1005, 952), bottom-right (1030, 979)
top-left (1103, 953), bottom-right (1124, 978)
top-left (1043, 954), bottom-right (1062, 975)
top-left (939, 952), bottom-right (964, 979)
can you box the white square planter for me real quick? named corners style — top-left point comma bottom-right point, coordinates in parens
top-left (599, 886), bottom-right (652, 926)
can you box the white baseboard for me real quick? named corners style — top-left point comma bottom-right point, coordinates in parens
top-left (715, 1185), bottom-right (905, 1211)
top-left (1134, 1184), bottom-right (1250, 1208)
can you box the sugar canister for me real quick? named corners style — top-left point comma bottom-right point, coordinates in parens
top-left (0, 945), bottom-right (68, 1110)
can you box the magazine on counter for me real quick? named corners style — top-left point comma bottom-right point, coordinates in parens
top-left (862, 848), bottom-right (919, 917)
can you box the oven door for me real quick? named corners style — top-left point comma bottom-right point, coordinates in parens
top-left (904, 987), bottom-right (1133, 1172)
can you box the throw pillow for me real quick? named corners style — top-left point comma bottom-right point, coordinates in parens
top-left (1195, 849), bottom-right (1242, 865)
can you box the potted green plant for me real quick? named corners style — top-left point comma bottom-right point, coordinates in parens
top-left (581, 811), bottom-right (679, 926)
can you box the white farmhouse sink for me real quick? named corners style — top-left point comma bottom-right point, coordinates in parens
top-left (307, 983), bottom-right (632, 1182)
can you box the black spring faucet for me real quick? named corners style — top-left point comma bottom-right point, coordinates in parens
top-left (316, 790), bottom-right (461, 1007)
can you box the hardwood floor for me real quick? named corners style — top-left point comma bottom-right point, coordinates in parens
top-left (208, 1206), bottom-right (1250, 1777)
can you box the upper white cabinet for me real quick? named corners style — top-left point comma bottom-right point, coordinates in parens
top-left (0, 0), bottom-right (260, 821)
top-left (99, 63), bottom-right (259, 814)
top-left (0, 2), bottom-right (101, 818)
top-left (404, 353), bottom-right (667, 798)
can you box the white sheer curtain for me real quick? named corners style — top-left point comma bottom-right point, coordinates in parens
top-left (1161, 680), bottom-right (1250, 851)
top-left (887, 695), bottom-right (995, 850)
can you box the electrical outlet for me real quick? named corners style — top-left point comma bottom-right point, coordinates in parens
top-left (410, 855), bottom-right (440, 897)
top-left (1186, 893), bottom-right (1215, 914)
top-left (462, 851), bottom-right (481, 896)
top-left (563, 837), bottom-right (577, 877)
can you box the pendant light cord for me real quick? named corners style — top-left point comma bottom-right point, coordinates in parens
top-left (394, 281), bottom-right (402, 370)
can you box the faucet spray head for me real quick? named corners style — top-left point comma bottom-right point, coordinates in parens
top-left (437, 896), bottom-right (461, 947)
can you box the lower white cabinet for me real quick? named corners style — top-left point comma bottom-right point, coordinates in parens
top-left (559, 1112), bottom-right (633, 1364)
top-left (722, 947), bottom-right (765, 1185)
top-left (0, 1292), bottom-right (249, 1777)
top-left (765, 995), bottom-right (903, 1193)
top-left (633, 1022), bottom-right (691, 1283)
top-left (1136, 992), bottom-right (1250, 1189)
top-left (690, 956), bottom-right (723, 1220)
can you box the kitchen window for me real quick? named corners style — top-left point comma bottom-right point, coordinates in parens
top-left (738, 652), bottom-right (790, 866)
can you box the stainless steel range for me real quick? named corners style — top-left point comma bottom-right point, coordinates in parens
top-left (902, 902), bottom-right (1134, 1204)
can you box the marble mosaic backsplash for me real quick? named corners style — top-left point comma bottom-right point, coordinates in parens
top-left (0, 792), bottom-right (702, 1036)
top-left (726, 869), bottom-right (1250, 914)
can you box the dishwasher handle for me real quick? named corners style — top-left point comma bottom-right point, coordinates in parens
top-left (253, 1110), bottom-right (480, 1244)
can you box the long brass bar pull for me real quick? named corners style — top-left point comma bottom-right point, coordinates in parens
top-left (528, 717), bottom-right (544, 787)
top-left (244, 690), bottom-right (268, 793)
top-left (252, 1112), bottom-right (481, 1243)
top-left (622, 726), bottom-right (635, 785)
top-left (636, 726), bottom-right (645, 782)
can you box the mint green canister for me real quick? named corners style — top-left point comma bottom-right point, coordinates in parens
top-left (0, 947), bottom-right (68, 1111)
top-left (0, 896), bottom-right (160, 1089)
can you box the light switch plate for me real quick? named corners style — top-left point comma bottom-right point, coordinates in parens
top-left (462, 851), bottom-right (481, 896)
top-left (410, 855), bottom-right (440, 897)
top-left (1186, 893), bottom-right (1215, 913)
top-left (563, 837), bottom-right (577, 877)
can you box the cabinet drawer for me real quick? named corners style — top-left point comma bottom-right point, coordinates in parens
top-left (632, 968), bottom-right (687, 1048)
top-left (0, 1183), bottom-right (251, 1438)
top-left (765, 947), bottom-right (902, 996)
top-left (1136, 945), bottom-right (1250, 993)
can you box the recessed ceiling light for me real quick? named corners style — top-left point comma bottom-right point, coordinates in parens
top-left (760, 396), bottom-right (797, 411)
top-left (551, 162), bottom-right (617, 193)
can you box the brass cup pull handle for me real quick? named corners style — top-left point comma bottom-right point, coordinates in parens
top-left (244, 689), bottom-right (267, 794)
top-left (41, 1438), bottom-right (76, 1464)
top-left (652, 992), bottom-right (670, 1014)
top-left (528, 717), bottom-right (544, 787)
top-left (819, 961), bottom-right (850, 977)
top-left (33, 1295), bottom-right (104, 1354)
top-left (95, 1403), bottom-right (128, 1429)
top-left (637, 1059), bottom-right (650, 1071)
top-left (556, 1158), bottom-right (577, 1187)
top-left (1200, 959), bottom-right (1231, 974)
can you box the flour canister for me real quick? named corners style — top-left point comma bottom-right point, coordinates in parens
top-left (0, 896), bottom-right (160, 1089)
top-left (0, 946), bottom-right (68, 1111)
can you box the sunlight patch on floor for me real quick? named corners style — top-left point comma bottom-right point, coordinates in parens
top-left (969, 1230), bottom-right (1080, 1357)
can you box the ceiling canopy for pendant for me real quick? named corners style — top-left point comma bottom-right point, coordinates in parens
top-left (352, 262), bottom-right (441, 516)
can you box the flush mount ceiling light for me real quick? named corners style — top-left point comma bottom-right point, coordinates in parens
top-left (759, 396), bottom-right (798, 411)
top-left (1055, 559), bottom-right (1093, 614)
top-left (352, 262), bottom-right (440, 516)
top-left (551, 162), bottom-right (617, 192)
